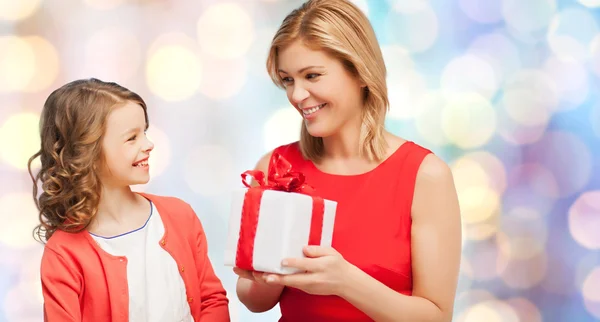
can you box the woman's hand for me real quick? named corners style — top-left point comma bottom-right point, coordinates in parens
top-left (233, 267), bottom-right (271, 285)
top-left (263, 245), bottom-right (356, 296)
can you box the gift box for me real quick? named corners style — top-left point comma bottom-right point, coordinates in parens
top-left (224, 153), bottom-right (337, 275)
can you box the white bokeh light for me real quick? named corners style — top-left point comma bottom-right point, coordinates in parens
top-left (569, 191), bottom-right (600, 250)
top-left (576, 253), bottom-right (600, 293)
top-left (441, 54), bottom-right (499, 100)
top-left (1, 248), bottom-right (45, 322)
top-left (497, 207), bottom-right (548, 260)
top-left (0, 0), bottom-right (41, 21)
top-left (501, 69), bottom-right (558, 127)
top-left (452, 152), bottom-right (504, 240)
top-left (146, 126), bottom-right (171, 179)
top-left (386, 0), bottom-right (429, 14)
top-left (455, 289), bottom-right (498, 318)
top-left (459, 0), bottom-right (503, 24)
top-left (441, 93), bottom-right (497, 149)
top-left (505, 298), bottom-right (543, 322)
top-left (146, 34), bottom-right (202, 102)
top-left (468, 32), bottom-right (521, 86)
top-left (547, 8), bottom-right (599, 62)
top-left (197, 3), bottom-right (255, 59)
top-left (497, 108), bottom-right (549, 146)
top-left (452, 158), bottom-right (494, 196)
top-left (578, 0), bottom-right (600, 7)
top-left (543, 57), bottom-right (589, 109)
top-left (460, 300), bottom-right (519, 322)
top-left (199, 55), bottom-right (248, 101)
top-left (592, 102), bottom-right (600, 139)
top-left (582, 267), bottom-right (600, 301)
top-left (502, 0), bottom-right (557, 40)
top-left (83, 0), bottom-right (125, 10)
top-left (3, 276), bottom-right (44, 322)
top-left (468, 241), bottom-right (506, 281)
top-left (0, 36), bottom-right (35, 93)
top-left (0, 193), bottom-right (40, 248)
top-left (582, 267), bottom-right (600, 319)
top-left (414, 92), bottom-right (450, 147)
top-left (263, 107), bottom-right (301, 152)
top-left (458, 186), bottom-right (501, 226)
top-left (465, 222), bottom-right (500, 241)
top-left (591, 35), bottom-right (600, 78)
top-left (385, 3), bottom-right (439, 53)
top-left (184, 145), bottom-right (234, 197)
top-left (247, 27), bottom-right (277, 80)
top-left (382, 45), bottom-right (427, 120)
top-left (84, 27), bottom-right (142, 82)
top-left (500, 251), bottom-right (548, 289)
top-left (21, 36), bottom-right (60, 93)
top-left (0, 113), bottom-right (40, 170)
top-left (452, 151), bottom-right (507, 196)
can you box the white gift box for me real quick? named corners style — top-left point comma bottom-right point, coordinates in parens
top-left (224, 188), bottom-right (337, 274)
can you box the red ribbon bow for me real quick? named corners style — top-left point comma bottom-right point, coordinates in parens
top-left (235, 152), bottom-right (325, 271)
top-left (241, 152), bottom-right (316, 194)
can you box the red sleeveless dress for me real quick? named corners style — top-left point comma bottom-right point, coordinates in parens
top-left (271, 141), bottom-right (432, 322)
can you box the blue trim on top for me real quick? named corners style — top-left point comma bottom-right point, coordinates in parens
top-left (89, 199), bottom-right (153, 240)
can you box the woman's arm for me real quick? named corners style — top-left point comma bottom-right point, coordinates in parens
top-left (337, 154), bottom-right (462, 322)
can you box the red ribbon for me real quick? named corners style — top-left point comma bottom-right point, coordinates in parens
top-left (235, 153), bottom-right (325, 271)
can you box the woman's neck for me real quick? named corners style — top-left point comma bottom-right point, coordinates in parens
top-left (322, 122), bottom-right (363, 159)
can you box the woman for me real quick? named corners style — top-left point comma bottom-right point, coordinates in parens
top-left (234, 0), bottom-right (461, 321)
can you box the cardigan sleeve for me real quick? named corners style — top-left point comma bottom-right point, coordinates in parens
top-left (41, 245), bottom-right (83, 322)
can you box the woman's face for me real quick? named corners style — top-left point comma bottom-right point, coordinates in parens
top-left (277, 40), bottom-right (366, 138)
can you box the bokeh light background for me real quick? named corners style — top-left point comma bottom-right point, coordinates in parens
top-left (1, 0), bottom-right (599, 321)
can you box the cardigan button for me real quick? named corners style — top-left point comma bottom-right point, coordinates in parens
top-left (180, 266), bottom-right (185, 273)
top-left (188, 297), bottom-right (193, 303)
top-left (160, 239), bottom-right (166, 246)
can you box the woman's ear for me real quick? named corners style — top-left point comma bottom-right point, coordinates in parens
top-left (362, 85), bottom-right (369, 100)
top-left (360, 78), bottom-right (368, 92)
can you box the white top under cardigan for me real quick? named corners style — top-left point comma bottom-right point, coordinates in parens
top-left (90, 201), bottom-right (193, 322)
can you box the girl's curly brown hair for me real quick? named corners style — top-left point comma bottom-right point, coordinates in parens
top-left (28, 78), bottom-right (148, 243)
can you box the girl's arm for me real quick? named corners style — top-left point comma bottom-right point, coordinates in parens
top-left (41, 246), bottom-right (83, 321)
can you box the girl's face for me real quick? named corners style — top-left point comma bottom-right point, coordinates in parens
top-left (98, 101), bottom-right (154, 187)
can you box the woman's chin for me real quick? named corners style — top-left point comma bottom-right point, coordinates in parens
top-left (305, 123), bottom-right (335, 139)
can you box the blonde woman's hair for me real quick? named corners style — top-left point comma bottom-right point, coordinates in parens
top-left (266, 0), bottom-right (389, 162)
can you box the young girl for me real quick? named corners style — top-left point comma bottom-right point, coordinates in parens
top-left (234, 0), bottom-right (462, 321)
top-left (29, 78), bottom-right (230, 321)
